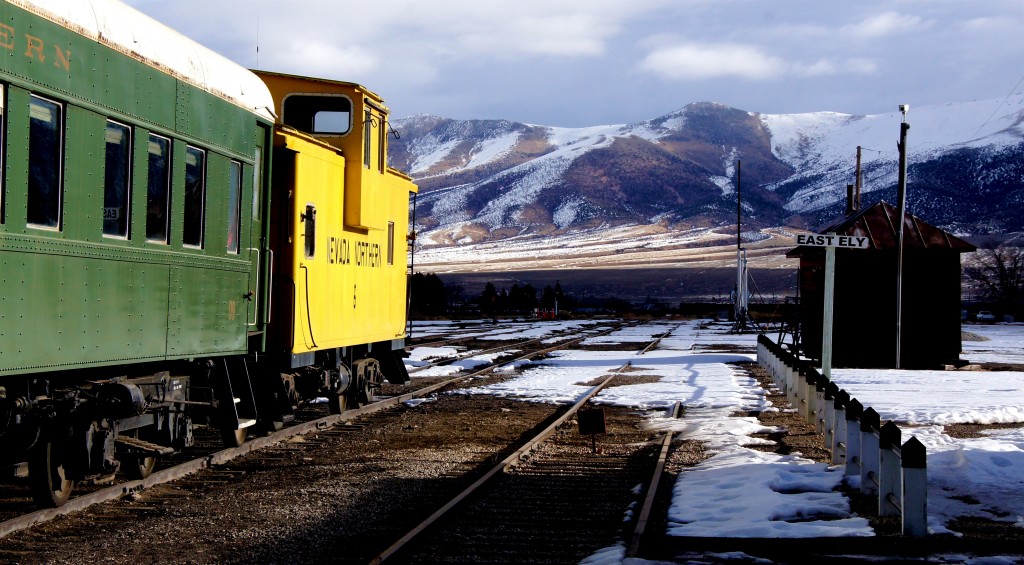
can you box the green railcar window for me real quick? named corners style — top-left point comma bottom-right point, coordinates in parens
top-left (103, 121), bottom-right (132, 238)
top-left (0, 84), bottom-right (5, 224)
top-left (27, 95), bottom-right (62, 229)
top-left (252, 145), bottom-right (263, 221)
top-left (227, 160), bottom-right (241, 254)
top-left (146, 134), bottom-right (171, 243)
top-left (183, 145), bottom-right (206, 248)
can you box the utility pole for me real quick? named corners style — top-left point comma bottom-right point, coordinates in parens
top-left (855, 146), bottom-right (862, 211)
top-left (895, 106), bottom-right (910, 369)
top-left (735, 160), bottom-right (747, 330)
top-left (736, 160), bottom-right (742, 249)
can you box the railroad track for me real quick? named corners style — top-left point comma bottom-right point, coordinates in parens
top-left (371, 325), bottom-right (682, 563)
top-left (0, 321), bottom-right (630, 542)
top-left (404, 320), bottom-right (618, 376)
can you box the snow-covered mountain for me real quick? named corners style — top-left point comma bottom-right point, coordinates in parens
top-left (391, 96), bottom-right (1024, 252)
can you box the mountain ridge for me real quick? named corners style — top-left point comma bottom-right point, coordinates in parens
top-left (391, 97), bottom-right (1024, 255)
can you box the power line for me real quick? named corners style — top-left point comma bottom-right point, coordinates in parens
top-left (970, 73), bottom-right (1024, 141)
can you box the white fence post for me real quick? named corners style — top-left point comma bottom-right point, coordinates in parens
top-left (801, 368), bottom-right (815, 422)
top-left (786, 361), bottom-right (799, 408)
top-left (860, 408), bottom-right (880, 496)
top-left (845, 398), bottom-right (863, 476)
top-left (831, 389), bottom-right (848, 466)
top-left (878, 421), bottom-right (902, 517)
top-left (901, 437), bottom-right (928, 537)
top-left (756, 337), bottom-right (928, 537)
top-left (811, 376), bottom-right (827, 429)
top-left (822, 381), bottom-right (837, 444)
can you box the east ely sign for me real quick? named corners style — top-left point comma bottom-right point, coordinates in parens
top-left (796, 232), bottom-right (870, 380)
top-left (796, 234), bottom-right (870, 249)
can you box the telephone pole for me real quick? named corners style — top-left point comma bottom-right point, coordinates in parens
top-left (895, 106), bottom-right (910, 368)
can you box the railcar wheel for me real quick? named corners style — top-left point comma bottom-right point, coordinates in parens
top-left (124, 454), bottom-right (156, 480)
top-left (29, 439), bottom-right (73, 508)
top-left (328, 392), bottom-right (348, 415)
top-left (221, 427), bottom-right (247, 448)
top-left (356, 381), bottom-right (373, 406)
top-left (347, 377), bottom-right (372, 408)
top-left (122, 431), bottom-right (157, 480)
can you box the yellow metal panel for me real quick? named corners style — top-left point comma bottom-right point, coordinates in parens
top-left (280, 130), bottom-right (412, 355)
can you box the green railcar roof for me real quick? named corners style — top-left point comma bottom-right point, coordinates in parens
top-left (7, 0), bottom-right (275, 121)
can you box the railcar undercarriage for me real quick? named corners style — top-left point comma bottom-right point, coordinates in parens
top-left (0, 345), bottom-right (409, 508)
top-left (0, 370), bottom-right (193, 507)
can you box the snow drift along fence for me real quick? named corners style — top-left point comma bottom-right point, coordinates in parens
top-left (756, 335), bottom-right (927, 537)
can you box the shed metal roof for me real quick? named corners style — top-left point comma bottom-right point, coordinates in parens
top-left (787, 201), bottom-right (976, 257)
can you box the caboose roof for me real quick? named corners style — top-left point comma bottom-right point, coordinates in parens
top-left (10, 0), bottom-right (275, 121)
top-left (252, 70), bottom-right (387, 108)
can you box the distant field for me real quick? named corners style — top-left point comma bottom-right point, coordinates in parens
top-left (413, 224), bottom-right (800, 304)
top-left (436, 266), bottom-right (798, 305)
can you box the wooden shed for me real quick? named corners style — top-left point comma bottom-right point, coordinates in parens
top-left (787, 201), bottom-right (976, 369)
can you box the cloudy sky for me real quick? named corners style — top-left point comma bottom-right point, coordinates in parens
top-left (123, 0), bottom-right (1024, 128)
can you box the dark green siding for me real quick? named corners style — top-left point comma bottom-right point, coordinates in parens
top-left (1, 5), bottom-right (252, 156)
top-left (0, 250), bottom-right (171, 371)
top-left (0, 2), bottom-right (268, 375)
top-left (167, 266), bottom-right (249, 356)
top-left (63, 105), bottom-right (103, 242)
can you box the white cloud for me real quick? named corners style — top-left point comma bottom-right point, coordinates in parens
top-left (122, 0), bottom-right (1024, 126)
top-left (639, 43), bottom-right (786, 80)
top-left (802, 59), bottom-right (836, 77)
top-left (454, 13), bottom-right (617, 57)
top-left (844, 58), bottom-right (879, 75)
top-left (638, 43), bottom-right (878, 82)
top-left (960, 16), bottom-right (1017, 32)
top-left (263, 42), bottom-right (380, 79)
top-left (798, 57), bottom-right (877, 77)
top-left (840, 11), bottom-right (932, 38)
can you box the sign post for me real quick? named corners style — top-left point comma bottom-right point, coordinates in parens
top-left (796, 233), bottom-right (870, 379)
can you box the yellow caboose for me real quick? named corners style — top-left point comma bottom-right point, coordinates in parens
top-left (256, 71), bottom-right (417, 413)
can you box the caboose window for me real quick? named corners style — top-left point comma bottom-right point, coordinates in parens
top-left (103, 121), bottom-right (132, 238)
top-left (27, 95), bottom-right (62, 229)
top-left (282, 94), bottom-right (351, 135)
top-left (387, 221), bottom-right (394, 265)
top-left (303, 204), bottom-right (316, 258)
top-left (378, 115), bottom-right (386, 173)
top-left (183, 145), bottom-right (206, 248)
top-left (227, 160), bottom-right (242, 254)
top-left (146, 134), bottom-right (171, 243)
top-left (363, 107), bottom-right (372, 169)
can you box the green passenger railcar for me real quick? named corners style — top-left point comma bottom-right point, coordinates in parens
top-left (0, 0), bottom-right (275, 505)
top-left (0, 3), bottom-right (269, 371)
top-left (0, 0), bottom-right (417, 510)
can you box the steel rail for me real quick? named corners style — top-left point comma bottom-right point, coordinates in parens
top-left (369, 367), bottom-right (627, 564)
top-left (406, 320), bottom-right (617, 375)
top-left (370, 323), bottom-right (679, 564)
top-left (627, 400), bottom-right (681, 557)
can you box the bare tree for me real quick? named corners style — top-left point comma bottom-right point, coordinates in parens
top-left (965, 246), bottom-right (1023, 313)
